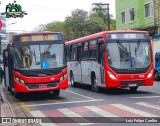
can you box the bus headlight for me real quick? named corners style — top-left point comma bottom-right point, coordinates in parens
top-left (107, 71), bottom-right (117, 80)
top-left (60, 76), bottom-right (64, 82)
top-left (15, 76), bottom-right (25, 85)
top-left (63, 74), bottom-right (67, 79)
top-left (15, 77), bottom-right (20, 82)
top-left (147, 69), bottom-right (153, 78)
top-left (19, 79), bottom-right (25, 84)
top-left (59, 74), bottom-right (67, 82)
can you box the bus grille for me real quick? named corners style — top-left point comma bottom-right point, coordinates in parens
top-left (120, 80), bottom-right (145, 86)
top-left (26, 82), bottom-right (59, 89)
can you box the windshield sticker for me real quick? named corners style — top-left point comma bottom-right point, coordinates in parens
top-left (42, 61), bottom-right (49, 69)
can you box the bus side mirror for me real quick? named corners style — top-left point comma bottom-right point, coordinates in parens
top-left (102, 44), bottom-right (106, 52)
top-left (98, 38), bottom-right (104, 44)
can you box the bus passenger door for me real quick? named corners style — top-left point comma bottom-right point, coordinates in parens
top-left (3, 49), bottom-right (10, 87)
top-left (77, 46), bottom-right (82, 83)
top-left (98, 41), bottom-right (105, 84)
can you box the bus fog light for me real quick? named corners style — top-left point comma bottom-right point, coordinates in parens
top-left (147, 69), bottom-right (153, 78)
top-left (107, 71), bottom-right (117, 80)
top-left (60, 76), bottom-right (64, 82)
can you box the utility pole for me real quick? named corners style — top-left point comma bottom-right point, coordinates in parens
top-left (92, 3), bottom-right (110, 31)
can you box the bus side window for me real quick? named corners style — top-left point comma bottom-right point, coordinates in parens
top-left (77, 46), bottom-right (81, 61)
top-left (70, 44), bottom-right (76, 60)
top-left (82, 42), bottom-right (89, 59)
top-left (89, 39), bottom-right (97, 59)
top-left (98, 43), bottom-right (104, 66)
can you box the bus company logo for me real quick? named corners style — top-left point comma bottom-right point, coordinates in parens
top-left (2, 0), bottom-right (27, 18)
top-left (50, 77), bottom-right (55, 81)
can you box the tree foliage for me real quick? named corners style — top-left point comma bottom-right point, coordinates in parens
top-left (33, 8), bottom-right (116, 41)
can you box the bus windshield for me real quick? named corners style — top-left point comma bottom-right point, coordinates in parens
top-left (0, 56), bottom-right (3, 63)
top-left (155, 53), bottom-right (160, 62)
top-left (14, 43), bottom-right (65, 69)
top-left (106, 41), bottom-right (151, 69)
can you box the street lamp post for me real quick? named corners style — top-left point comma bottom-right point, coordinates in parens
top-left (92, 3), bottom-right (110, 31)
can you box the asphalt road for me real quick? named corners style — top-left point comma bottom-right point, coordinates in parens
top-left (4, 81), bottom-right (160, 126)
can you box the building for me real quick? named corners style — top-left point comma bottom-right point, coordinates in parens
top-left (116, 0), bottom-right (160, 35)
top-left (0, 12), bottom-right (8, 54)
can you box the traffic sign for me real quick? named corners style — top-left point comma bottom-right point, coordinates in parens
top-left (0, 20), bottom-right (2, 30)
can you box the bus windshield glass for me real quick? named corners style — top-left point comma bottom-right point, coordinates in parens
top-left (155, 53), bottom-right (160, 62)
top-left (14, 43), bottom-right (65, 69)
top-left (106, 41), bottom-right (151, 69)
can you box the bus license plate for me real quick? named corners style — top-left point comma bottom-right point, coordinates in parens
top-left (129, 84), bottom-right (137, 87)
top-left (38, 85), bottom-right (48, 89)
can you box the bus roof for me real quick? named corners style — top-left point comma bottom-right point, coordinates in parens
top-left (65, 30), bottom-right (149, 45)
top-left (16, 31), bottom-right (62, 35)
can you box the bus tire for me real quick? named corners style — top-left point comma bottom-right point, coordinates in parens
top-left (129, 86), bottom-right (138, 92)
top-left (70, 72), bottom-right (76, 87)
top-left (52, 89), bottom-right (60, 97)
top-left (14, 92), bottom-right (20, 99)
top-left (91, 74), bottom-right (100, 93)
top-left (8, 87), bottom-right (11, 91)
top-left (155, 71), bottom-right (160, 81)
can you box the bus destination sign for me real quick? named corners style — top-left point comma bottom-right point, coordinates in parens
top-left (107, 33), bottom-right (149, 40)
top-left (20, 34), bottom-right (60, 42)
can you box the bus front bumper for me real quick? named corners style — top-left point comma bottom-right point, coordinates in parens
top-left (14, 77), bottom-right (68, 93)
top-left (106, 77), bottom-right (154, 88)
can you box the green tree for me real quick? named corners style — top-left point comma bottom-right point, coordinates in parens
top-left (90, 10), bottom-right (116, 30)
top-left (45, 21), bottom-right (65, 32)
top-left (33, 8), bottom-right (116, 40)
top-left (64, 9), bottom-right (88, 40)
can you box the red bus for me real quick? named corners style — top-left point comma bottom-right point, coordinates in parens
top-left (65, 30), bottom-right (154, 92)
top-left (3, 32), bottom-right (68, 98)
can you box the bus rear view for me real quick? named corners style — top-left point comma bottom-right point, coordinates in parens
top-left (106, 31), bottom-right (154, 91)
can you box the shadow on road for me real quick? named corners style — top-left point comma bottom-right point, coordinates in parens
top-left (69, 84), bottom-right (154, 96)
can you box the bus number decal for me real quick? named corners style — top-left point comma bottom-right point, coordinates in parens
top-left (111, 34), bottom-right (117, 39)
top-left (21, 36), bottom-right (29, 42)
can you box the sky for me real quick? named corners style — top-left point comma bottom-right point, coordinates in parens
top-left (0, 0), bottom-right (115, 33)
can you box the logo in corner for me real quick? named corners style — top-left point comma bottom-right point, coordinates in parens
top-left (2, 0), bottom-right (28, 18)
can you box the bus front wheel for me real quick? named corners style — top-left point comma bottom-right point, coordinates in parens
top-left (91, 75), bottom-right (100, 93)
top-left (129, 86), bottom-right (138, 92)
top-left (70, 72), bottom-right (76, 87)
top-left (52, 89), bottom-right (60, 97)
top-left (14, 92), bottom-right (20, 99)
top-left (155, 71), bottom-right (160, 81)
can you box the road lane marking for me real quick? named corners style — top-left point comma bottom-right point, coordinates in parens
top-left (18, 102), bottom-right (30, 112)
top-left (123, 96), bottom-right (160, 99)
top-left (58, 108), bottom-right (92, 125)
top-left (66, 90), bottom-right (95, 100)
top-left (85, 106), bottom-right (124, 122)
top-left (112, 104), bottom-right (158, 117)
top-left (47, 100), bottom-right (60, 103)
top-left (136, 102), bottom-right (160, 110)
top-left (30, 110), bottom-right (57, 126)
top-left (85, 106), bottom-right (119, 117)
top-left (20, 99), bottom-right (103, 107)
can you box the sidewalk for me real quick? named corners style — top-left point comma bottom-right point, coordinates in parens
top-left (0, 82), bottom-right (15, 117)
